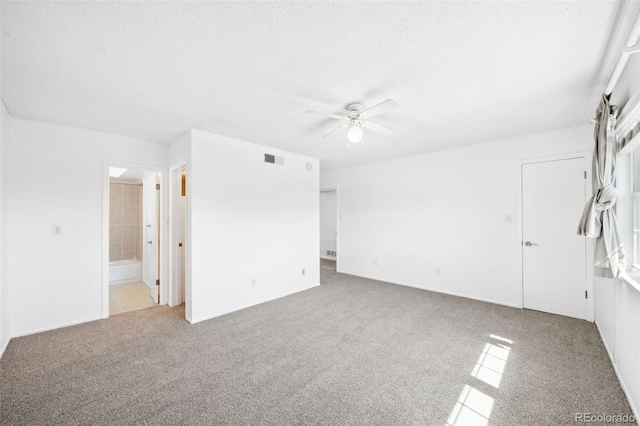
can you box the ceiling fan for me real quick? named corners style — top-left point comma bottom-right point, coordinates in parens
top-left (306, 99), bottom-right (399, 143)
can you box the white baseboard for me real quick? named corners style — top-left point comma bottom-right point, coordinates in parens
top-left (190, 283), bottom-right (320, 324)
top-left (338, 270), bottom-right (522, 309)
top-left (11, 316), bottom-right (103, 339)
top-left (0, 336), bottom-right (10, 359)
top-left (595, 321), bottom-right (615, 363)
top-left (595, 321), bottom-right (639, 421)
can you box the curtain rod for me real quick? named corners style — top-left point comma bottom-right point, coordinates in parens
top-left (590, 10), bottom-right (640, 123)
top-left (604, 10), bottom-right (640, 96)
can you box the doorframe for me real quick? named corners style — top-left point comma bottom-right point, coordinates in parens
top-left (169, 160), bottom-right (191, 322)
top-left (515, 151), bottom-right (594, 321)
top-left (101, 160), bottom-right (170, 318)
top-left (320, 184), bottom-right (340, 273)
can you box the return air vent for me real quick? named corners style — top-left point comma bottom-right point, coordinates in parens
top-left (264, 153), bottom-right (285, 165)
top-left (326, 250), bottom-right (337, 257)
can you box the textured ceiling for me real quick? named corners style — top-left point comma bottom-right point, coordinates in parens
top-left (1, 1), bottom-right (638, 169)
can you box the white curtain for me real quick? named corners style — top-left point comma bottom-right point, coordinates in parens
top-left (577, 94), bottom-right (626, 278)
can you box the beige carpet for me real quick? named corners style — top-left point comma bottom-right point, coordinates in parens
top-left (109, 281), bottom-right (156, 315)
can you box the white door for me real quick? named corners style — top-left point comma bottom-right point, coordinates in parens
top-left (143, 174), bottom-right (159, 303)
top-left (522, 157), bottom-right (587, 319)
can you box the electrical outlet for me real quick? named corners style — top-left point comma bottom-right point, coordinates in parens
top-left (301, 268), bottom-right (305, 275)
top-left (250, 278), bottom-right (256, 287)
top-left (435, 267), bottom-right (441, 276)
top-left (52, 225), bottom-right (62, 236)
top-left (374, 258), bottom-right (378, 266)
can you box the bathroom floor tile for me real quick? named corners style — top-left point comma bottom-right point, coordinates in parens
top-left (109, 282), bottom-right (156, 315)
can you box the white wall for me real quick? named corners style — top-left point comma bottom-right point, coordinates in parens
top-left (595, 55), bottom-right (640, 417)
top-left (0, 100), bottom-right (10, 357)
top-left (612, 279), bottom-right (640, 417)
top-left (321, 124), bottom-right (592, 307)
top-left (189, 129), bottom-right (319, 323)
top-left (8, 117), bottom-right (167, 337)
top-left (320, 190), bottom-right (337, 259)
top-left (169, 131), bottom-right (191, 168)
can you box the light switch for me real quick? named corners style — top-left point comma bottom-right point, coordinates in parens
top-left (53, 225), bottom-right (62, 236)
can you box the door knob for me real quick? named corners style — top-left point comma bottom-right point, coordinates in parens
top-left (524, 241), bottom-right (538, 247)
top-left (147, 240), bottom-right (153, 245)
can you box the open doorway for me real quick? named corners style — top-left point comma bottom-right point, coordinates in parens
top-left (107, 166), bottom-right (161, 315)
top-left (320, 186), bottom-right (338, 275)
top-left (170, 164), bottom-right (189, 320)
top-left (173, 168), bottom-right (187, 306)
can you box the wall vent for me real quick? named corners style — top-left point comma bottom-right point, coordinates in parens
top-left (264, 153), bottom-right (285, 165)
top-left (326, 250), bottom-right (337, 257)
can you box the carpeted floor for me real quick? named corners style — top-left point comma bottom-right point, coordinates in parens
top-left (320, 258), bottom-right (336, 271)
top-left (0, 268), bottom-right (633, 425)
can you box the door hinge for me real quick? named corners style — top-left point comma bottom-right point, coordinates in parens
top-left (156, 183), bottom-right (160, 190)
top-left (584, 171), bottom-right (587, 179)
top-left (156, 279), bottom-right (160, 286)
top-left (585, 290), bottom-right (588, 299)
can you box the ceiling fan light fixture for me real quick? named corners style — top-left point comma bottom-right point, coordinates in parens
top-left (347, 123), bottom-right (363, 143)
top-left (307, 99), bottom-right (397, 142)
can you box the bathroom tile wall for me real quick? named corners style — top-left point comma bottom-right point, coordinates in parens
top-left (109, 182), bottom-right (143, 262)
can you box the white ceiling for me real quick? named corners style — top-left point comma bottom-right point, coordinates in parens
top-left (1, 1), bottom-right (638, 169)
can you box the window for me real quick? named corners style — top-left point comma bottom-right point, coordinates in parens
top-left (633, 148), bottom-right (640, 268)
top-left (616, 87), bottom-right (640, 271)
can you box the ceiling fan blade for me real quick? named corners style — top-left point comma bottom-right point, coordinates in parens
top-left (365, 121), bottom-right (395, 135)
top-left (360, 99), bottom-right (399, 118)
top-left (306, 110), bottom-right (349, 120)
top-left (323, 123), bottom-right (348, 138)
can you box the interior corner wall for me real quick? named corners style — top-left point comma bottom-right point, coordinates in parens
top-left (0, 100), bottom-right (10, 357)
top-left (169, 130), bottom-right (192, 167)
top-left (188, 129), bottom-right (319, 323)
top-left (320, 124), bottom-right (593, 307)
top-left (8, 117), bottom-right (168, 337)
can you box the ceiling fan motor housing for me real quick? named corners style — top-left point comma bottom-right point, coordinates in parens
top-left (347, 103), bottom-right (363, 119)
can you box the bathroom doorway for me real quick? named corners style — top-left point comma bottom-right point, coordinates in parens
top-left (107, 166), bottom-right (161, 315)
